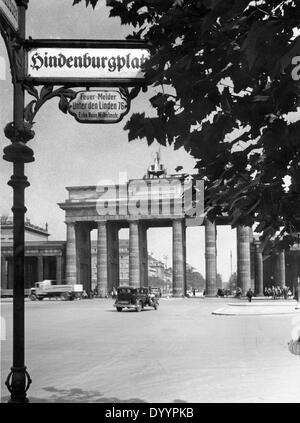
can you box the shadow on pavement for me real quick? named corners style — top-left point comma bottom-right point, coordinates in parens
top-left (1, 387), bottom-right (188, 403)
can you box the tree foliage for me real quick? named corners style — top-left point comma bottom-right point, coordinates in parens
top-left (186, 266), bottom-right (205, 289)
top-left (73, 0), bottom-right (300, 252)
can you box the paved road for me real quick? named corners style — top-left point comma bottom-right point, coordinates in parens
top-left (1, 297), bottom-right (300, 403)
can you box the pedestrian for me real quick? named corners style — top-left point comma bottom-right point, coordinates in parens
top-left (272, 286), bottom-right (276, 300)
top-left (236, 287), bottom-right (242, 299)
top-left (246, 288), bottom-right (253, 302)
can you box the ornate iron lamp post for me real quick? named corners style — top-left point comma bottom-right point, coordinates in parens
top-left (1, 0), bottom-right (33, 403)
top-left (0, 0), bottom-right (149, 402)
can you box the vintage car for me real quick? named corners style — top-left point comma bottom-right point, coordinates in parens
top-left (114, 286), bottom-right (159, 312)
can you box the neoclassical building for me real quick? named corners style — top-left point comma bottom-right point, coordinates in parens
top-left (58, 156), bottom-right (298, 297)
top-left (2, 157), bottom-right (300, 296)
top-left (1, 217), bottom-right (65, 289)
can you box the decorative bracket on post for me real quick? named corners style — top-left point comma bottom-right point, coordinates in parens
top-left (128, 85), bottom-right (148, 101)
top-left (22, 83), bottom-right (148, 124)
top-left (0, 17), bottom-right (23, 84)
top-left (23, 82), bottom-right (77, 123)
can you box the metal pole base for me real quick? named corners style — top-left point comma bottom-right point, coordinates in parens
top-left (5, 366), bottom-right (32, 403)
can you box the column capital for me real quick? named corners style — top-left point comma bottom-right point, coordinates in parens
top-left (97, 221), bottom-right (107, 227)
top-left (64, 221), bottom-right (75, 226)
top-left (204, 216), bottom-right (216, 224)
top-left (129, 219), bottom-right (140, 224)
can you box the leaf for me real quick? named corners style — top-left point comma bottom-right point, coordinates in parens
top-left (72, 0), bottom-right (96, 7)
top-left (129, 86), bottom-right (141, 100)
top-left (24, 100), bottom-right (36, 123)
top-left (40, 85), bottom-right (53, 100)
top-left (61, 88), bottom-right (77, 100)
top-left (23, 83), bottom-right (39, 99)
top-left (58, 95), bottom-right (69, 114)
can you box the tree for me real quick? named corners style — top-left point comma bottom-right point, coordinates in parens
top-left (216, 273), bottom-right (223, 289)
top-left (186, 266), bottom-right (205, 290)
top-left (148, 276), bottom-right (165, 289)
top-left (226, 272), bottom-right (237, 291)
top-left (73, 0), bottom-right (300, 253)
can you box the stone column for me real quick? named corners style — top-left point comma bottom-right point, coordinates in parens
top-left (7, 258), bottom-right (13, 289)
top-left (172, 219), bottom-right (186, 297)
top-left (290, 253), bottom-right (298, 296)
top-left (139, 224), bottom-right (148, 287)
top-left (37, 254), bottom-right (43, 281)
top-left (236, 225), bottom-right (251, 294)
top-left (107, 223), bottom-right (120, 293)
top-left (205, 219), bottom-right (217, 296)
top-left (129, 221), bottom-right (140, 288)
top-left (76, 222), bottom-right (91, 294)
top-left (44, 258), bottom-right (50, 280)
top-left (1, 256), bottom-right (7, 289)
top-left (97, 221), bottom-right (108, 297)
top-left (249, 229), bottom-right (255, 291)
top-left (65, 222), bottom-right (77, 284)
top-left (255, 243), bottom-right (264, 296)
top-left (56, 255), bottom-right (62, 284)
top-left (277, 251), bottom-right (286, 288)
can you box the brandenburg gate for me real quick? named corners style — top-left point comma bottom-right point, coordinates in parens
top-left (59, 155), bottom-right (263, 297)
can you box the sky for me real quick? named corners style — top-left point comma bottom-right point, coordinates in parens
top-left (0, 0), bottom-right (238, 281)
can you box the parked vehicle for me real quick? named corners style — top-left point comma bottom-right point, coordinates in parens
top-left (29, 280), bottom-right (83, 301)
top-left (114, 286), bottom-right (159, 312)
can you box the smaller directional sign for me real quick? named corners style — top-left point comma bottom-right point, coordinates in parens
top-left (0, 0), bottom-right (18, 32)
top-left (68, 89), bottom-right (130, 124)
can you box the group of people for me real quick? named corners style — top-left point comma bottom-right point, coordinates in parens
top-left (216, 288), bottom-right (232, 297)
top-left (264, 286), bottom-right (292, 299)
top-left (81, 288), bottom-right (99, 299)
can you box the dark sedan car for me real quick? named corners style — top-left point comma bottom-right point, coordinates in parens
top-left (114, 286), bottom-right (159, 312)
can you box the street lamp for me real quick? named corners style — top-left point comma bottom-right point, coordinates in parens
top-left (1, 0), bottom-right (33, 403)
top-left (1, 0), bottom-right (149, 403)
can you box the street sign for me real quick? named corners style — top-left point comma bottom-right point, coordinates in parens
top-left (0, 0), bottom-right (18, 32)
top-left (25, 40), bottom-right (150, 87)
top-left (68, 89), bottom-right (130, 124)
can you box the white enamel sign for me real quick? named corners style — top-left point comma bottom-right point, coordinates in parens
top-left (26, 47), bottom-right (150, 82)
top-left (68, 89), bottom-right (130, 124)
top-left (0, 0), bottom-right (18, 31)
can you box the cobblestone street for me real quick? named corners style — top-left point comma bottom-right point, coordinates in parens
top-left (1, 297), bottom-right (300, 403)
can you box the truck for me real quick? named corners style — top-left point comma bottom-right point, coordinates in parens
top-left (29, 280), bottom-right (83, 301)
